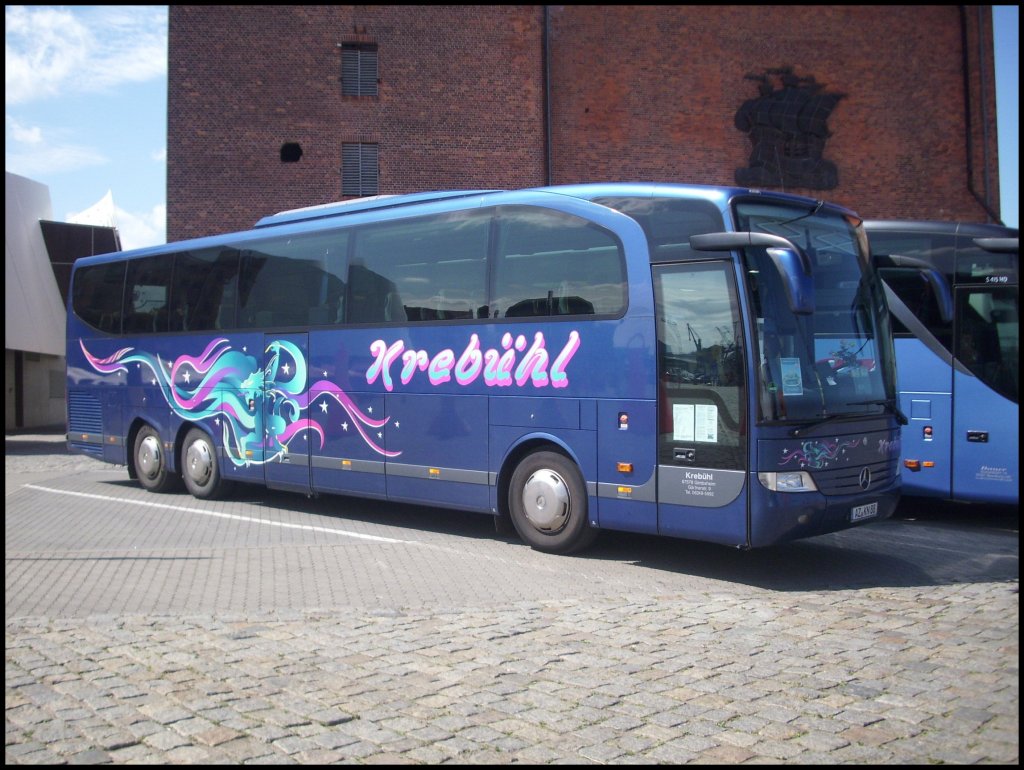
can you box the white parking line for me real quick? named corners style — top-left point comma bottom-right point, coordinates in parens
top-left (22, 484), bottom-right (410, 544)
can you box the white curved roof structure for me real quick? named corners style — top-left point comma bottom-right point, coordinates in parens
top-left (5, 172), bottom-right (66, 356)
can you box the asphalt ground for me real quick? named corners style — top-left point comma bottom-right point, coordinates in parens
top-left (5, 430), bottom-right (1018, 764)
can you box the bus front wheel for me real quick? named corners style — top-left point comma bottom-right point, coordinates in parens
top-left (134, 424), bottom-right (176, 493)
top-left (509, 450), bottom-right (597, 554)
top-left (181, 428), bottom-right (233, 500)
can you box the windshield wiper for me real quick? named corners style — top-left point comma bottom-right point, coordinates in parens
top-left (790, 399), bottom-right (908, 437)
top-left (768, 200), bottom-right (825, 229)
top-left (789, 413), bottom-right (850, 437)
top-left (845, 398), bottom-right (909, 425)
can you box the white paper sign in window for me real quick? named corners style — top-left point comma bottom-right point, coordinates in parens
top-left (673, 403), bottom-right (718, 443)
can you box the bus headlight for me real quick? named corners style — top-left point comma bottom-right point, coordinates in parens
top-left (757, 471), bottom-right (818, 492)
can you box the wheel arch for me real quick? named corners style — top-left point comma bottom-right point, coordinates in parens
top-left (496, 434), bottom-right (586, 524)
top-left (174, 420), bottom-right (210, 468)
top-left (125, 416), bottom-right (176, 480)
top-left (178, 421), bottom-right (235, 500)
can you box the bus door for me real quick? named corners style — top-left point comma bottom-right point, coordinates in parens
top-left (262, 333), bottom-right (313, 494)
top-left (877, 264), bottom-right (956, 498)
top-left (893, 334), bottom-right (953, 499)
top-left (652, 262), bottom-right (748, 545)
top-left (951, 285), bottom-right (1019, 503)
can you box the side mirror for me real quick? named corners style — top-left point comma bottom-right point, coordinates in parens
top-left (765, 247), bottom-right (815, 315)
top-left (690, 232), bottom-right (815, 315)
top-left (973, 237), bottom-right (1019, 254)
top-left (873, 254), bottom-right (953, 324)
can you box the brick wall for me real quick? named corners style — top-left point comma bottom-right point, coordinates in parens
top-left (548, 5), bottom-right (1000, 223)
top-left (169, 5), bottom-right (546, 240)
top-left (168, 5), bottom-right (1000, 242)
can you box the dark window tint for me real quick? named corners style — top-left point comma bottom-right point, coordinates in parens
top-left (877, 266), bottom-right (954, 350)
top-left (341, 43), bottom-right (378, 96)
top-left (349, 210), bottom-right (489, 323)
top-left (123, 256), bottom-right (172, 333)
top-left (594, 196), bottom-right (725, 262)
top-left (170, 248), bottom-right (241, 332)
top-left (869, 231), bottom-right (956, 345)
top-left (492, 206), bottom-right (626, 318)
top-left (868, 231), bottom-right (957, 282)
top-left (955, 286), bottom-right (1018, 403)
top-left (239, 231), bottom-right (348, 328)
top-left (342, 143), bottom-right (378, 196)
top-left (72, 261), bottom-right (125, 333)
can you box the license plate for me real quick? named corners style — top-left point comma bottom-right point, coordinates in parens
top-left (850, 502), bottom-right (878, 522)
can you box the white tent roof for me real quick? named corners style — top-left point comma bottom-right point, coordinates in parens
top-left (69, 189), bottom-right (118, 229)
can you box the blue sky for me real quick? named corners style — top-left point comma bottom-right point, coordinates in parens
top-left (5, 6), bottom-right (1019, 250)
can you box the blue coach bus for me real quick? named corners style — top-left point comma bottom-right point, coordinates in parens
top-left (67, 184), bottom-right (904, 554)
top-left (866, 220), bottom-right (1019, 505)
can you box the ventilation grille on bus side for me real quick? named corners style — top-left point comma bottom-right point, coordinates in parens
top-left (67, 391), bottom-right (103, 435)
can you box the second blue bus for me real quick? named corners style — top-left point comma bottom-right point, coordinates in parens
top-left (867, 219), bottom-right (1018, 505)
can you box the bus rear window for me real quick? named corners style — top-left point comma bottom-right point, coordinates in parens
top-left (72, 261), bottom-right (125, 333)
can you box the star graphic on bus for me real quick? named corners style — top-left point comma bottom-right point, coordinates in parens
top-left (79, 336), bottom-right (401, 463)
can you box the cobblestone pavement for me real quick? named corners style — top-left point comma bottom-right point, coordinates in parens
top-left (5, 432), bottom-right (1019, 764)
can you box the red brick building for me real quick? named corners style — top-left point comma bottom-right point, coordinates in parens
top-left (167, 5), bottom-right (1002, 242)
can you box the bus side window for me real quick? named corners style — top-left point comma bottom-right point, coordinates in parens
top-left (171, 248), bottom-right (240, 332)
top-left (349, 210), bottom-right (487, 324)
top-left (124, 256), bottom-right (172, 334)
top-left (492, 206), bottom-right (625, 318)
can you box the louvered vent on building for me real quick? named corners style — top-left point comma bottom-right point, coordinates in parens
top-left (342, 143), bottom-right (379, 196)
top-left (341, 44), bottom-right (378, 96)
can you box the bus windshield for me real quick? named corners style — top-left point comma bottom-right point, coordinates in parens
top-left (734, 200), bottom-right (897, 424)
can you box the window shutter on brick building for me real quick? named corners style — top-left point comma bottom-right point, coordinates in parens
top-left (341, 44), bottom-right (378, 96)
top-left (342, 143), bottom-right (379, 196)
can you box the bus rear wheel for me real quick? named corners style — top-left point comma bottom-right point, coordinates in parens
top-left (509, 450), bottom-right (597, 554)
top-left (134, 424), bottom-right (176, 492)
top-left (181, 428), bottom-right (233, 500)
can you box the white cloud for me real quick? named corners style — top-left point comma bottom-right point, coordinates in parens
top-left (5, 115), bottom-right (107, 175)
top-left (6, 114), bottom-right (41, 144)
top-left (112, 203), bottom-right (167, 250)
top-left (5, 5), bottom-right (167, 106)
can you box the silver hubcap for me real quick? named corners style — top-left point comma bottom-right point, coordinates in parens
top-left (186, 439), bottom-right (213, 487)
top-left (522, 469), bottom-right (571, 532)
top-left (137, 435), bottom-right (162, 479)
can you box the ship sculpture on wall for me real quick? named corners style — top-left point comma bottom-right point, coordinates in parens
top-left (735, 66), bottom-right (845, 190)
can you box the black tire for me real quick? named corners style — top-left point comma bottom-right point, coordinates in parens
top-left (181, 427), bottom-right (233, 500)
top-left (133, 424), bottom-right (177, 492)
top-left (508, 450), bottom-right (597, 554)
